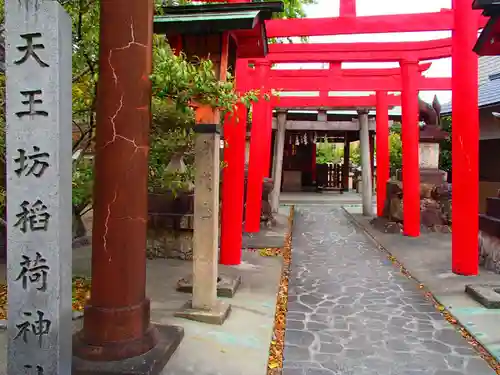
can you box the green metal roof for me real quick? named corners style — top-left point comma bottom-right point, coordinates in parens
top-left (154, 10), bottom-right (260, 25)
top-left (153, 2), bottom-right (283, 35)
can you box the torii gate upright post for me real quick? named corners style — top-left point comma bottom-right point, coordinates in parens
top-left (400, 60), bottom-right (420, 237)
top-left (376, 91), bottom-right (390, 217)
top-left (451, 0), bottom-right (479, 275)
top-left (220, 59), bottom-right (248, 265)
top-left (245, 60), bottom-right (271, 232)
top-left (340, 0), bottom-right (356, 17)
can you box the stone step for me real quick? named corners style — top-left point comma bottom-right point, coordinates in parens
top-left (479, 214), bottom-right (500, 238)
top-left (486, 197), bottom-right (500, 220)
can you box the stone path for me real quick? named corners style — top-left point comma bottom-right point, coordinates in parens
top-left (283, 206), bottom-right (496, 375)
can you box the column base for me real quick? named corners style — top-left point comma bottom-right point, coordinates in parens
top-left (176, 274), bottom-right (241, 298)
top-left (174, 300), bottom-right (231, 325)
top-left (72, 324), bottom-right (184, 375)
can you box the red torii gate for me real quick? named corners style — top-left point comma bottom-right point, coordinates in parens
top-left (240, 62), bottom-right (451, 233)
top-left (221, 63), bottom-right (407, 265)
top-left (270, 95), bottom-right (401, 108)
top-left (269, 62), bottom-right (433, 78)
top-left (219, 0), bottom-right (481, 277)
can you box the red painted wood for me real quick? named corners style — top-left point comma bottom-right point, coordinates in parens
top-left (400, 61), bottom-right (420, 237)
top-left (267, 76), bottom-right (451, 91)
top-left (451, 0), bottom-right (480, 275)
top-left (268, 63), bottom-right (432, 78)
top-left (375, 91), bottom-right (390, 218)
top-left (269, 38), bottom-right (452, 55)
top-left (220, 103), bottom-right (247, 265)
top-left (262, 103), bottom-right (273, 178)
top-left (245, 61), bottom-right (271, 233)
top-left (265, 10), bottom-right (487, 38)
top-left (266, 46), bottom-right (452, 63)
top-left (340, 0), bottom-right (356, 17)
top-left (271, 95), bottom-right (400, 108)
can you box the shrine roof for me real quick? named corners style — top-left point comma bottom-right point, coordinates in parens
top-left (153, 2), bottom-right (283, 35)
top-left (473, 0), bottom-right (500, 14)
top-left (441, 73), bottom-right (500, 114)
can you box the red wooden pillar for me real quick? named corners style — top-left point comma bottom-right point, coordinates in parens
top-left (400, 60), bottom-right (420, 237)
top-left (340, 0), bottom-right (356, 17)
top-left (220, 61), bottom-right (247, 265)
top-left (376, 91), bottom-right (389, 217)
top-left (451, 0), bottom-right (479, 275)
top-left (73, 0), bottom-right (179, 363)
top-left (245, 60), bottom-right (271, 232)
top-left (262, 95), bottom-right (273, 178)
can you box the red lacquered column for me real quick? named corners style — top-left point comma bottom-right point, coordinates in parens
top-left (74, 0), bottom-right (159, 360)
top-left (245, 60), bottom-right (270, 233)
top-left (220, 101), bottom-right (247, 265)
top-left (451, 0), bottom-right (479, 275)
top-left (400, 60), bottom-right (420, 237)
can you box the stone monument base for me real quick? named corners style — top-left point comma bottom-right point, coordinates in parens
top-left (420, 168), bottom-right (447, 185)
top-left (72, 324), bottom-right (184, 375)
top-left (479, 230), bottom-right (500, 274)
top-left (371, 179), bottom-right (452, 233)
top-left (174, 300), bottom-right (231, 325)
top-left (395, 168), bottom-right (447, 185)
top-left (176, 273), bottom-right (242, 298)
top-left (465, 284), bottom-right (500, 309)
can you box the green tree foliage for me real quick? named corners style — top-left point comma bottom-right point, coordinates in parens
top-left (316, 140), bottom-right (343, 165)
top-left (267, 0), bottom-right (317, 19)
top-left (348, 123), bottom-right (403, 173)
top-left (350, 141), bottom-right (360, 167)
top-left (0, 0), bottom-right (316, 235)
top-left (439, 116), bottom-right (452, 174)
top-left (388, 122), bottom-right (402, 172)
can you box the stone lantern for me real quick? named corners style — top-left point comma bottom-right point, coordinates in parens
top-left (418, 95), bottom-right (449, 185)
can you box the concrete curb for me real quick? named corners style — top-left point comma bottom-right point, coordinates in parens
top-left (342, 206), bottom-right (500, 367)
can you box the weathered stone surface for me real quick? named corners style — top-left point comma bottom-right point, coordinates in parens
top-left (283, 206), bottom-right (495, 375)
top-left (5, 1), bottom-right (73, 373)
top-left (478, 231), bottom-right (500, 274)
top-left (465, 284), bottom-right (500, 309)
top-left (174, 300), bottom-right (231, 326)
top-left (243, 169), bottom-right (276, 228)
top-left (147, 192), bottom-right (194, 260)
top-left (375, 180), bottom-right (452, 233)
top-left (176, 274), bottom-right (241, 298)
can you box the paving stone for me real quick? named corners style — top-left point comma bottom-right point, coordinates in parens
top-left (282, 206), bottom-right (496, 375)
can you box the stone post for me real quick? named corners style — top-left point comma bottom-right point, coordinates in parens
top-left (342, 135), bottom-right (350, 191)
top-left (376, 91), bottom-right (390, 217)
top-left (73, 0), bottom-right (183, 370)
top-left (174, 104), bottom-right (232, 325)
top-left (6, 1), bottom-right (72, 373)
top-left (193, 114), bottom-right (221, 309)
top-left (369, 132), bottom-right (375, 189)
top-left (358, 109), bottom-right (373, 216)
top-left (271, 111), bottom-right (286, 213)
